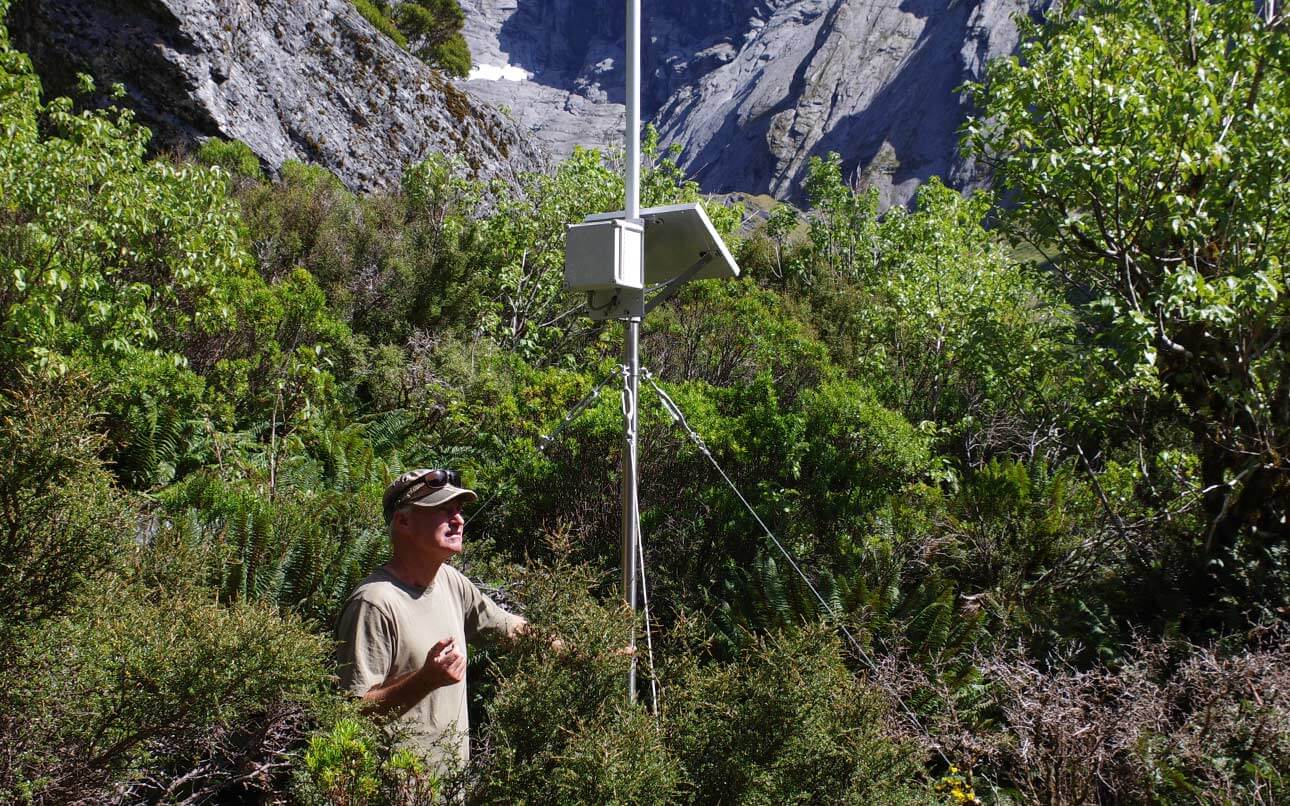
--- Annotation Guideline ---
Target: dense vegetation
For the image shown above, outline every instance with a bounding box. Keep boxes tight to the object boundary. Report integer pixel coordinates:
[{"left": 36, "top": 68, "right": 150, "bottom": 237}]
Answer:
[{"left": 1, "top": 0, "right": 1286, "bottom": 803}]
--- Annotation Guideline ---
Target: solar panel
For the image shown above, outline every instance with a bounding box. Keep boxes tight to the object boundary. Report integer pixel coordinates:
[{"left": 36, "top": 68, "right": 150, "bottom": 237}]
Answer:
[{"left": 581, "top": 203, "right": 740, "bottom": 285}]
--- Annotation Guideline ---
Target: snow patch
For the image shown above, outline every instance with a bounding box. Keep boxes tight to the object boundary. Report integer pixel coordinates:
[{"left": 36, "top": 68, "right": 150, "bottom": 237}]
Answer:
[{"left": 469, "top": 62, "right": 533, "bottom": 82}]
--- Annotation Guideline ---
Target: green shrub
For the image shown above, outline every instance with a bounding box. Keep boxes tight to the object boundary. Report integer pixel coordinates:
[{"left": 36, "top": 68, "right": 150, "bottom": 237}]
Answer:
[
  {"left": 196, "top": 137, "right": 265, "bottom": 180},
  {"left": 229, "top": 156, "right": 489, "bottom": 350},
  {"left": 353, "top": 0, "right": 408, "bottom": 49},
  {"left": 429, "top": 35, "right": 471, "bottom": 78},
  {"left": 666, "top": 625, "right": 931, "bottom": 804},
  {"left": 466, "top": 554, "right": 933, "bottom": 804},
  {"left": 644, "top": 278, "right": 834, "bottom": 397},
  {"left": 352, "top": 0, "right": 475, "bottom": 78},
  {"left": 0, "top": 575, "right": 341, "bottom": 803},
  {"left": 302, "top": 718, "right": 384, "bottom": 805},
  {"left": 796, "top": 378, "right": 931, "bottom": 548},
  {"left": 0, "top": 375, "right": 132, "bottom": 661},
  {"left": 202, "top": 264, "right": 357, "bottom": 427},
  {"left": 468, "top": 553, "right": 681, "bottom": 803},
  {"left": 394, "top": 0, "right": 471, "bottom": 76},
  {"left": 796, "top": 171, "right": 1077, "bottom": 465},
  {"left": 295, "top": 717, "right": 440, "bottom": 806}
]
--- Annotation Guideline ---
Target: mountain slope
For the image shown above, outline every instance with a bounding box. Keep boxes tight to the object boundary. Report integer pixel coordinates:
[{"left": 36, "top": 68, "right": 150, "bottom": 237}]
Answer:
[
  {"left": 9, "top": 0, "right": 544, "bottom": 190},
  {"left": 460, "top": 0, "right": 1049, "bottom": 206}
]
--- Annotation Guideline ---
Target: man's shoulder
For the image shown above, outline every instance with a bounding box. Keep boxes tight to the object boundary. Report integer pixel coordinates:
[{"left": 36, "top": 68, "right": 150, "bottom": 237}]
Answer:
[
  {"left": 346, "top": 568, "right": 407, "bottom": 610},
  {"left": 438, "top": 563, "right": 471, "bottom": 586},
  {"left": 433, "top": 563, "right": 471, "bottom": 595},
  {"left": 440, "top": 563, "right": 493, "bottom": 602}
]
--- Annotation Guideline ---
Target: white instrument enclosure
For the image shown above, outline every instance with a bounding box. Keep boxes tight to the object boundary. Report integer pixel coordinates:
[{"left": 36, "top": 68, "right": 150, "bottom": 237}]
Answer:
[{"left": 564, "top": 219, "right": 645, "bottom": 291}]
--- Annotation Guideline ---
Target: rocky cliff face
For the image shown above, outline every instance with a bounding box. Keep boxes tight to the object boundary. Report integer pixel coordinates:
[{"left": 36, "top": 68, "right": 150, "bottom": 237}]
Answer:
[
  {"left": 9, "top": 0, "right": 544, "bottom": 191},
  {"left": 460, "top": 0, "right": 1050, "bottom": 206},
  {"left": 9, "top": 0, "right": 1048, "bottom": 205}
]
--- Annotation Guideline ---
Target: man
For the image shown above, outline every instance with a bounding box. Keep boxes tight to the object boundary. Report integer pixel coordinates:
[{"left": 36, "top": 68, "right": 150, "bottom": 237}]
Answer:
[{"left": 336, "top": 468, "right": 528, "bottom": 771}]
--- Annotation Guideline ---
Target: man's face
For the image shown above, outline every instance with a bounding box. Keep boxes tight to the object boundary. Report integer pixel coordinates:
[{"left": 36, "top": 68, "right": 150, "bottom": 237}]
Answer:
[{"left": 398, "top": 498, "right": 466, "bottom": 562}]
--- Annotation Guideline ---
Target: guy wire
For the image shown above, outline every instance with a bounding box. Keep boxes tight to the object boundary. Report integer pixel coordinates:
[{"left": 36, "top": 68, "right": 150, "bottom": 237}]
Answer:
[{"left": 642, "top": 367, "right": 954, "bottom": 768}]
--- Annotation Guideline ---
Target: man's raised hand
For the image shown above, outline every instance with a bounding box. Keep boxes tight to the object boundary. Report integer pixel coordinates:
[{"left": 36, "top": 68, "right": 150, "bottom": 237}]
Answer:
[{"left": 423, "top": 637, "right": 466, "bottom": 687}]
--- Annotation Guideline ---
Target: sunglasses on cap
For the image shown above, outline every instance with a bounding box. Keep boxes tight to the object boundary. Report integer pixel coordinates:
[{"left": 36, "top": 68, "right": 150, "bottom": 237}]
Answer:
[{"left": 393, "top": 468, "right": 462, "bottom": 509}]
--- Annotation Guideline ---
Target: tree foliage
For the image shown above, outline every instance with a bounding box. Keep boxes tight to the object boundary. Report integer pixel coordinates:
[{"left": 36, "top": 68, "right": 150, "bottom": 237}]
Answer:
[
  {"left": 394, "top": 0, "right": 471, "bottom": 77},
  {"left": 964, "top": 0, "right": 1290, "bottom": 625},
  {"left": 0, "top": 72, "right": 249, "bottom": 376},
  {"left": 356, "top": 0, "right": 473, "bottom": 77}
]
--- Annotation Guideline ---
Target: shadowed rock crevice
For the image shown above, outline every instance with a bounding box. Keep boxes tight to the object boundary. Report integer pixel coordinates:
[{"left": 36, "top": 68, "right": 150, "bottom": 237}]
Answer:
[
  {"left": 806, "top": 0, "right": 981, "bottom": 207},
  {"left": 686, "top": 0, "right": 850, "bottom": 196}
]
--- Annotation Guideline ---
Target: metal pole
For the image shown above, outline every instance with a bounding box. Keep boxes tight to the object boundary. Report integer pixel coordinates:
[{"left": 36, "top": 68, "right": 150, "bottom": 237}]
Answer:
[
  {"left": 621, "top": 0, "right": 642, "bottom": 702},
  {"left": 626, "top": 0, "right": 640, "bottom": 223}
]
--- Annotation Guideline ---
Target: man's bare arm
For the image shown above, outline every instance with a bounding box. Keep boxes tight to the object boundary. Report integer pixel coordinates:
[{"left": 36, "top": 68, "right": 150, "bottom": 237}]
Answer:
[
  {"left": 507, "top": 616, "right": 571, "bottom": 652},
  {"left": 360, "top": 637, "right": 465, "bottom": 718},
  {"left": 506, "top": 618, "right": 639, "bottom": 657}
]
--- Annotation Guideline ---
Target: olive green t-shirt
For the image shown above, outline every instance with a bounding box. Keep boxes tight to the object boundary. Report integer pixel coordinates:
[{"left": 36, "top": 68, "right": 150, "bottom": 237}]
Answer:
[{"left": 336, "top": 564, "right": 522, "bottom": 769}]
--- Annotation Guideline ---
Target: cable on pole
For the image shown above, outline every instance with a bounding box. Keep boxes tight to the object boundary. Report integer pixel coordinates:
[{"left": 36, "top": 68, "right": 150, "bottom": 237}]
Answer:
[
  {"left": 619, "top": 353, "right": 641, "bottom": 702},
  {"left": 635, "top": 495, "right": 661, "bottom": 716},
  {"left": 617, "top": 358, "right": 658, "bottom": 715},
  {"left": 641, "top": 367, "right": 954, "bottom": 767}
]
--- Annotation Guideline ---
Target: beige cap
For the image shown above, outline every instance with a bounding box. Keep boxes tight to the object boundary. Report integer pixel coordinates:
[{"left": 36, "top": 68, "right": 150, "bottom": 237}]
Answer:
[{"left": 382, "top": 468, "right": 477, "bottom": 523}]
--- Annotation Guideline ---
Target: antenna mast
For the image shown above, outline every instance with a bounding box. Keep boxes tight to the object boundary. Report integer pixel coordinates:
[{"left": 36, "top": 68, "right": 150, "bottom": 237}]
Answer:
[{"left": 565, "top": 2, "right": 738, "bottom": 704}]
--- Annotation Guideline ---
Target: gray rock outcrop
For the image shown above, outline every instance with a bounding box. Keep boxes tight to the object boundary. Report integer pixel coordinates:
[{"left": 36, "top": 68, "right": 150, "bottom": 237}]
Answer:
[
  {"left": 8, "top": 0, "right": 1049, "bottom": 205},
  {"left": 9, "top": 0, "right": 544, "bottom": 191},
  {"left": 460, "top": 0, "right": 1049, "bottom": 206}
]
